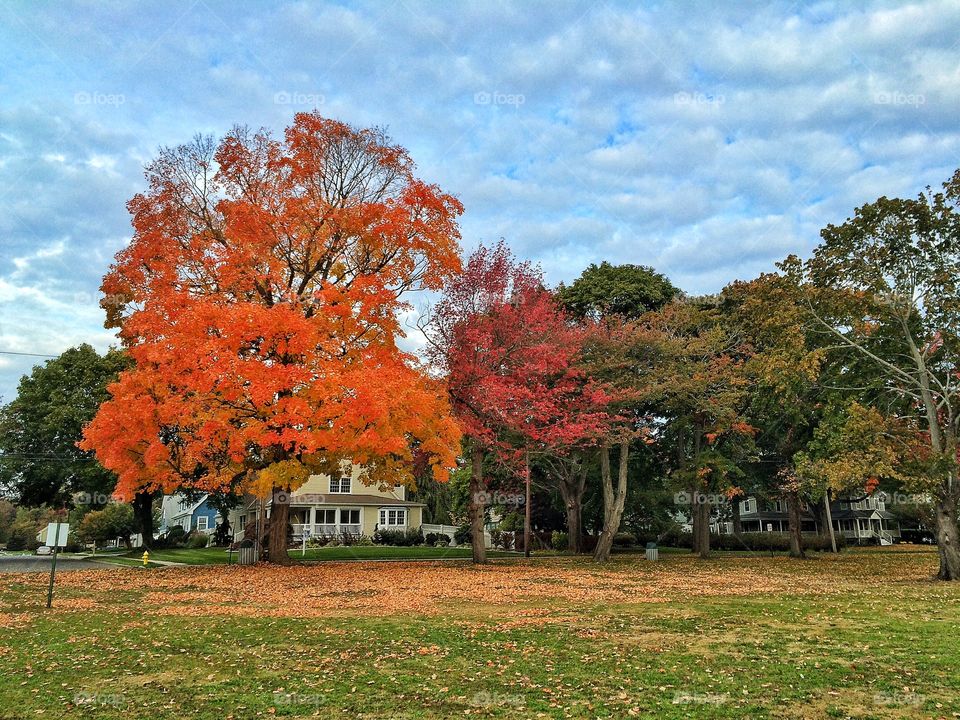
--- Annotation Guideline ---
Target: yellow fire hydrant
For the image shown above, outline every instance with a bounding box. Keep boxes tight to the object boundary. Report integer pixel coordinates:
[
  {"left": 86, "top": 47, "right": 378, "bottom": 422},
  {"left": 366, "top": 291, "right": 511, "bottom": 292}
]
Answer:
[{"left": 142, "top": 550, "right": 150, "bottom": 567}]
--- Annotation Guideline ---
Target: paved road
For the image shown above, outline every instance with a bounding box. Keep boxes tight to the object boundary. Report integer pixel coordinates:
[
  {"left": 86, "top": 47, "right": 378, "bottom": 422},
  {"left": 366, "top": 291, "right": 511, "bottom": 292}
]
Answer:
[{"left": 0, "top": 555, "right": 111, "bottom": 573}]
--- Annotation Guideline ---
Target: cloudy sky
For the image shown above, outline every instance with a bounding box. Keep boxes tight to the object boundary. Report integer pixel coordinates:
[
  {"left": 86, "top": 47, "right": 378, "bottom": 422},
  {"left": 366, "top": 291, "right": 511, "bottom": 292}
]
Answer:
[{"left": 1, "top": 0, "right": 959, "bottom": 402}]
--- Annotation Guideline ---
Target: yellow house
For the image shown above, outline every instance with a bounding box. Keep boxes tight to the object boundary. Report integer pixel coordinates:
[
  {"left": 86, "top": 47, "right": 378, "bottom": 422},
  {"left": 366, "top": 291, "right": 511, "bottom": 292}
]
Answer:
[{"left": 231, "top": 463, "right": 424, "bottom": 542}]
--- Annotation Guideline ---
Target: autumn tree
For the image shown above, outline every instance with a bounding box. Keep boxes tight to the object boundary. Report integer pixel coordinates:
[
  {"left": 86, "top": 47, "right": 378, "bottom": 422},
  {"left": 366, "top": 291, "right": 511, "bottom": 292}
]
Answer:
[
  {"left": 81, "top": 113, "right": 463, "bottom": 563},
  {"left": 637, "top": 299, "right": 754, "bottom": 559},
  {"left": 424, "top": 242, "right": 612, "bottom": 561},
  {"left": 793, "top": 170, "right": 960, "bottom": 580}
]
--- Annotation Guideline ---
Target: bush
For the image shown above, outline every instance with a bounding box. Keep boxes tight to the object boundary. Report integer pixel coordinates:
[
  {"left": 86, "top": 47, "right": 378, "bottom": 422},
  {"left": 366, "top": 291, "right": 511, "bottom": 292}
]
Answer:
[
  {"left": 187, "top": 532, "right": 209, "bottom": 549},
  {"left": 613, "top": 532, "right": 637, "bottom": 548},
  {"left": 638, "top": 528, "right": 848, "bottom": 552},
  {"left": 163, "top": 526, "right": 188, "bottom": 547},
  {"left": 454, "top": 524, "right": 472, "bottom": 545},
  {"left": 434, "top": 538, "right": 450, "bottom": 547},
  {"left": 374, "top": 527, "right": 424, "bottom": 546},
  {"left": 424, "top": 532, "right": 440, "bottom": 546},
  {"left": 499, "top": 512, "right": 523, "bottom": 533},
  {"left": 551, "top": 530, "right": 569, "bottom": 552}
]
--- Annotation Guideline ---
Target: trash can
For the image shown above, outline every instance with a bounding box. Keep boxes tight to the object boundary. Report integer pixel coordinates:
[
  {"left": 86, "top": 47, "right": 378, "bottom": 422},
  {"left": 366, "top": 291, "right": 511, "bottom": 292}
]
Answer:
[{"left": 645, "top": 541, "right": 658, "bottom": 561}]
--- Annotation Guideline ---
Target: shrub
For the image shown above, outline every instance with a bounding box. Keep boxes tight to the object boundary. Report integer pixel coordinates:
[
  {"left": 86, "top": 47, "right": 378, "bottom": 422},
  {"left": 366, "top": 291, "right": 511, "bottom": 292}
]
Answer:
[
  {"left": 424, "top": 532, "right": 440, "bottom": 546},
  {"left": 374, "top": 527, "right": 424, "bottom": 546},
  {"left": 499, "top": 512, "right": 523, "bottom": 533},
  {"left": 164, "top": 526, "right": 188, "bottom": 547},
  {"left": 434, "top": 537, "right": 450, "bottom": 547},
  {"left": 454, "top": 524, "right": 473, "bottom": 545},
  {"left": 187, "top": 532, "right": 209, "bottom": 549},
  {"left": 551, "top": 530, "right": 569, "bottom": 551},
  {"left": 355, "top": 534, "right": 374, "bottom": 547},
  {"left": 613, "top": 532, "right": 637, "bottom": 547}
]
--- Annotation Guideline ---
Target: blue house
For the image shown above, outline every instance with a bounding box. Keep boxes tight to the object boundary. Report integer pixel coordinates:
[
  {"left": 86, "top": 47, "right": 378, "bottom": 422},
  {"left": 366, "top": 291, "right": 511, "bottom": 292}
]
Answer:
[{"left": 160, "top": 493, "right": 220, "bottom": 535}]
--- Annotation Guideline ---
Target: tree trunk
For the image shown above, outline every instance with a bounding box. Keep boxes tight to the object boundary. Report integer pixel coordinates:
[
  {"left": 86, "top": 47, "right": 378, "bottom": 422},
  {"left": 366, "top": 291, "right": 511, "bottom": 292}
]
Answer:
[
  {"left": 933, "top": 488, "right": 960, "bottom": 580},
  {"left": 266, "top": 488, "right": 291, "bottom": 565},
  {"left": 786, "top": 490, "right": 805, "bottom": 559},
  {"left": 731, "top": 496, "right": 742, "bottom": 536},
  {"left": 593, "top": 441, "right": 629, "bottom": 562},
  {"left": 469, "top": 445, "right": 487, "bottom": 564},
  {"left": 558, "top": 459, "right": 587, "bottom": 553},
  {"left": 132, "top": 491, "right": 154, "bottom": 549},
  {"left": 692, "top": 491, "right": 711, "bottom": 558},
  {"left": 823, "top": 490, "right": 838, "bottom": 553}
]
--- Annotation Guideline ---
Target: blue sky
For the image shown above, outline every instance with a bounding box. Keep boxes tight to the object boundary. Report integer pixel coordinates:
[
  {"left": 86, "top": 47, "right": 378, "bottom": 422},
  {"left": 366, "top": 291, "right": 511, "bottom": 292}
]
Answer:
[{"left": 1, "top": 0, "right": 959, "bottom": 402}]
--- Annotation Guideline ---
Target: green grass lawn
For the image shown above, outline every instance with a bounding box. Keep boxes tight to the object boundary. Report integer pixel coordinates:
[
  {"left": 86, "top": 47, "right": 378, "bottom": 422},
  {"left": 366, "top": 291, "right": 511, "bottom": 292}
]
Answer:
[{"left": 0, "top": 549, "right": 957, "bottom": 719}]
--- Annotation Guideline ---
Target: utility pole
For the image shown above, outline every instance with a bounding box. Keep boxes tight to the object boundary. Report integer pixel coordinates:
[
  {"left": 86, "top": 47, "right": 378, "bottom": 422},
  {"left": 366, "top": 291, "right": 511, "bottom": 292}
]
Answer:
[{"left": 524, "top": 451, "right": 532, "bottom": 558}]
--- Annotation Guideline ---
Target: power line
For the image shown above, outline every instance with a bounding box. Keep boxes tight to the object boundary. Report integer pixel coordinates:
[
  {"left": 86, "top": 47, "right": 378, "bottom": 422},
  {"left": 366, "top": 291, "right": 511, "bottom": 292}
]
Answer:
[{"left": 0, "top": 350, "right": 60, "bottom": 358}]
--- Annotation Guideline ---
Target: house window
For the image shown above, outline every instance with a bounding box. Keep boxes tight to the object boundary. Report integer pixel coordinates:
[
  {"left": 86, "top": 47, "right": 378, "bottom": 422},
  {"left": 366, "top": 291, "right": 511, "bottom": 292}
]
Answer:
[
  {"left": 239, "top": 515, "right": 247, "bottom": 528},
  {"left": 329, "top": 473, "right": 352, "bottom": 493},
  {"left": 340, "top": 509, "right": 360, "bottom": 525},
  {"left": 197, "top": 516, "right": 209, "bottom": 531},
  {"left": 317, "top": 509, "right": 337, "bottom": 524},
  {"left": 379, "top": 508, "right": 407, "bottom": 527}
]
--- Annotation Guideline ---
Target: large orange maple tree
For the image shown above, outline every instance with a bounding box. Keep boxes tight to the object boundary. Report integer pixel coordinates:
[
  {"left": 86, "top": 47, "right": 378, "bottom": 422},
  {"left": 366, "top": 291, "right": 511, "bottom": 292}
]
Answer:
[{"left": 80, "top": 113, "right": 463, "bottom": 561}]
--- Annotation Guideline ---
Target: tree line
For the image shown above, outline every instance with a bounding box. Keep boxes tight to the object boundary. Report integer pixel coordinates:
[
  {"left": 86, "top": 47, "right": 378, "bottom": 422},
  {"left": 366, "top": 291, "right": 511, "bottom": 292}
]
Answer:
[{"left": 1, "top": 113, "right": 957, "bottom": 580}]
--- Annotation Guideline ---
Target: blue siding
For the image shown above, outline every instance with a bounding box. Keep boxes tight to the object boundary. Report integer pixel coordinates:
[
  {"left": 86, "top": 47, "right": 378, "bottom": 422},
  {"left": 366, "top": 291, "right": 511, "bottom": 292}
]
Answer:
[{"left": 191, "top": 498, "right": 219, "bottom": 531}]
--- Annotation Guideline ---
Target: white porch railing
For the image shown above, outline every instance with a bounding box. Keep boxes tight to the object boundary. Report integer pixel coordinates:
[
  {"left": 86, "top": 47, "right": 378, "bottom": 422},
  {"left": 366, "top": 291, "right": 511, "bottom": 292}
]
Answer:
[{"left": 291, "top": 523, "right": 362, "bottom": 538}]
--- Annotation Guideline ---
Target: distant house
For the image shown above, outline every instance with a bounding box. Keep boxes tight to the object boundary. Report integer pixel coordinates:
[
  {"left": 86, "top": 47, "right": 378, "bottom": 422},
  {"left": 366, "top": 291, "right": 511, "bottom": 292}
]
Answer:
[
  {"left": 737, "top": 494, "right": 901, "bottom": 545},
  {"left": 229, "top": 462, "right": 425, "bottom": 543},
  {"left": 160, "top": 494, "right": 220, "bottom": 536}
]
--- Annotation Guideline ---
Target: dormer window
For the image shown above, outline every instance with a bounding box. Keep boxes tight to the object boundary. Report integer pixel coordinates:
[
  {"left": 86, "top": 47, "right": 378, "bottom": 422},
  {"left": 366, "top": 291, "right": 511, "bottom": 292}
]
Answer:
[{"left": 329, "top": 473, "right": 352, "bottom": 493}]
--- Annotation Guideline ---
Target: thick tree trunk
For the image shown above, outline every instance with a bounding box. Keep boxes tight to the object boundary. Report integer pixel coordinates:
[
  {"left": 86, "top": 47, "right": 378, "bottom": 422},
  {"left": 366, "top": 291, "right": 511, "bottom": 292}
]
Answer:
[
  {"left": 558, "top": 459, "right": 587, "bottom": 553},
  {"left": 786, "top": 490, "right": 805, "bottom": 559},
  {"left": 933, "top": 488, "right": 960, "bottom": 581},
  {"left": 132, "top": 491, "right": 154, "bottom": 549},
  {"left": 692, "top": 491, "right": 711, "bottom": 558},
  {"left": 594, "top": 441, "right": 629, "bottom": 562},
  {"left": 469, "top": 445, "right": 487, "bottom": 564},
  {"left": 266, "top": 488, "right": 291, "bottom": 565}
]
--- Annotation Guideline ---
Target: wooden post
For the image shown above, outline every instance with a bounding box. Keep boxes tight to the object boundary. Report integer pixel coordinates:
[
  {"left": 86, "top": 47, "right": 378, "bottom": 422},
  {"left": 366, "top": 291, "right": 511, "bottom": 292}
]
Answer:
[{"left": 524, "top": 451, "right": 532, "bottom": 558}]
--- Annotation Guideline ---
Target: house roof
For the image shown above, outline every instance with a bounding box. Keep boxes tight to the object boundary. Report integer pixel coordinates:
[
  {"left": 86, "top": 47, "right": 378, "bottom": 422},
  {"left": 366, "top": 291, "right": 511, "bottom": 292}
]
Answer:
[{"left": 286, "top": 493, "right": 426, "bottom": 508}]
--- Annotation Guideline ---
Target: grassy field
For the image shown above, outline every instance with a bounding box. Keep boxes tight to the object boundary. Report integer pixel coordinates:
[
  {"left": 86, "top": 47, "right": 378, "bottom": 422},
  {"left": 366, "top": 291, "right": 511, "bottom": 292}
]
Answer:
[
  {"left": 108, "top": 545, "right": 522, "bottom": 566},
  {"left": 0, "top": 547, "right": 957, "bottom": 719}
]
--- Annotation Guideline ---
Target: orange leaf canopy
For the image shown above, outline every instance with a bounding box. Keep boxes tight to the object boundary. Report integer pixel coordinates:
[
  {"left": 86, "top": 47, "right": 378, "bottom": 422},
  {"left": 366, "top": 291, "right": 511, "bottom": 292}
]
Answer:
[{"left": 81, "top": 113, "right": 463, "bottom": 499}]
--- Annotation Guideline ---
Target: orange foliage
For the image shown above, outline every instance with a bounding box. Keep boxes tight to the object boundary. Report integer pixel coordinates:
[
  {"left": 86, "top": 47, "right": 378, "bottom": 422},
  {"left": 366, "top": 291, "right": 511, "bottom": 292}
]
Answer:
[{"left": 80, "top": 113, "right": 463, "bottom": 499}]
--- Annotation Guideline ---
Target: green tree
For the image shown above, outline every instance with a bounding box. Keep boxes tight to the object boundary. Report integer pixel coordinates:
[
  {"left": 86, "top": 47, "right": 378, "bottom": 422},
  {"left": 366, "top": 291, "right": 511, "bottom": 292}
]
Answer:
[
  {"left": 0, "top": 345, "right": 129, "bottom": 507},
  {"left": 76, "top": 503, "right": 137, "bottom": 549},
  {"left": 557, "top": 261, "right": 677, "bottom": 321},
  {"left": 795, "top": 170, "right": 960, "bottom": 580}
]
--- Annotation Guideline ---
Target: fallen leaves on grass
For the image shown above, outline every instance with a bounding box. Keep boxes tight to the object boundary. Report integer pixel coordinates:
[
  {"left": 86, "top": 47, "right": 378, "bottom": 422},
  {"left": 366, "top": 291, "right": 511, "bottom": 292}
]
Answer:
[{"left": 0, "top": 550, "right": 941, "bottom": 622}]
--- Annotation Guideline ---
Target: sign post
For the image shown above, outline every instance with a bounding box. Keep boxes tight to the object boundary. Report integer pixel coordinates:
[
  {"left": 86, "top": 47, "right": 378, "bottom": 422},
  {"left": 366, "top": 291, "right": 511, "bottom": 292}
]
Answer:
[
  {"left": 302, "top": 526, "right": 311, "bottom": 557},
  {"left": 44, "top": 522, "right": 69, "bottom": 609}
]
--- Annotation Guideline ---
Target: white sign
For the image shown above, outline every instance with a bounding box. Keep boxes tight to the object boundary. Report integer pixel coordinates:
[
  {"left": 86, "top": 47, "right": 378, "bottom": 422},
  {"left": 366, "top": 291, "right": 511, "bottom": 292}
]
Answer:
[
  {"left": 44, "top": 523, "right": 70, "bottom": 547},
  {"left": 766, "top": 523, "right": 773, "bottom": 533}
]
